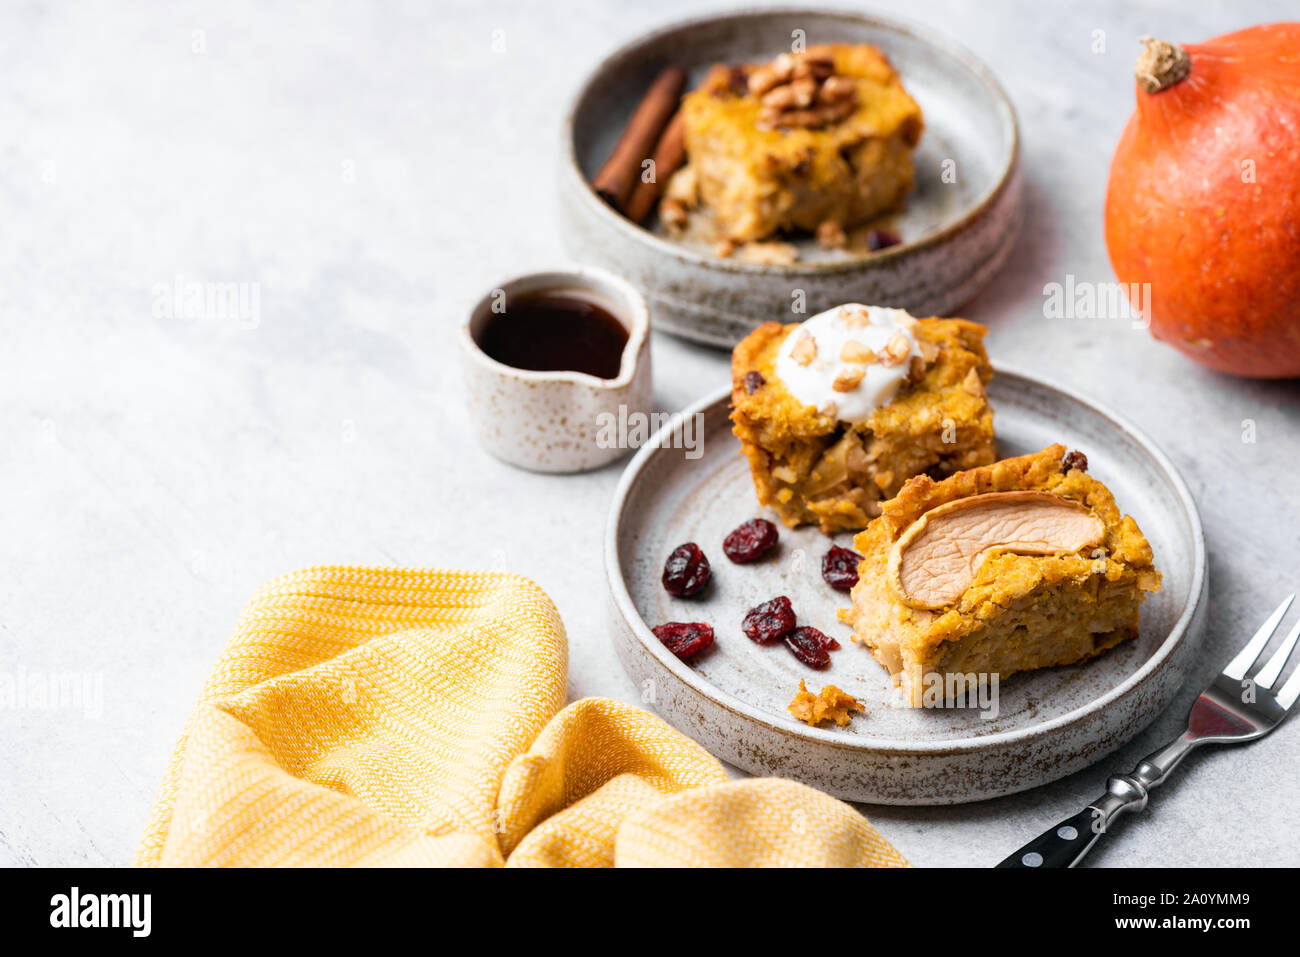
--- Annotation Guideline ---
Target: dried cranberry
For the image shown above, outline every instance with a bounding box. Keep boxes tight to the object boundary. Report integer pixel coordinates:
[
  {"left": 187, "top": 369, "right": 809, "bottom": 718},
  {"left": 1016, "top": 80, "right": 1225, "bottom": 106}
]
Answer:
[
  {"left": 1062, "top": 450, "right": 1089, "bottom": 473},
  {"left": 821, "top": 545, "right": 865, "bottom": 592},
  {"left": 662, "top": 543, "right": 711, "bottom": 597},
  {"left": 799, "top": 625, "right": 840, "bottom": 651},
  {"left": 723, "top": 518, "right": 779, "bottom": 563},
  {"left": 866, "top": 228, "right": 902, "bottom": 251},
  {"left": 743, "top": 371, "right": 766, "bottom": 394},
  {"left": 652, "top": 622, "right": 714, "bottom": 662},
  {"left": 785, "top": 626, "right": 832, "bottom": 669},
  {"left": 742, "top": 596, "right": 796, "bottom": 644}
]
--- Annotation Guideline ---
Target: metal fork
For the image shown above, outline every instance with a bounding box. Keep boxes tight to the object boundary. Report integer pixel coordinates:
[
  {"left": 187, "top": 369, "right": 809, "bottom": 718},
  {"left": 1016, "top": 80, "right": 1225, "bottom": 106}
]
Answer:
[{"left": 997, "top": 595, "right": 1300, "bottom": 868}]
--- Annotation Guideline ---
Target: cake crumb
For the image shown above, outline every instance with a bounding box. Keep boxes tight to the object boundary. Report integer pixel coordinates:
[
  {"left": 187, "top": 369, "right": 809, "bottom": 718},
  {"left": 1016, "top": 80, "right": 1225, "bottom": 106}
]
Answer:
[
  {"left": 739, "top": 241, "right": 799, "bottom": 265},
  {"left": 816, "top": 220, "right": 847, "bottom": 248},
  {"left": 788, "top": 680, "right": 865, "bottom": 727}
]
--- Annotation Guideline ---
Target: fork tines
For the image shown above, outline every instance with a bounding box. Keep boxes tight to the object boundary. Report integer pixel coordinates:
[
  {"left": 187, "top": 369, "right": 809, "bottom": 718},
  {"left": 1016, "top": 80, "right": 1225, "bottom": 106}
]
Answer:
[{"left": 1225, "top": 594, "right": 1300, "bottom": 709}]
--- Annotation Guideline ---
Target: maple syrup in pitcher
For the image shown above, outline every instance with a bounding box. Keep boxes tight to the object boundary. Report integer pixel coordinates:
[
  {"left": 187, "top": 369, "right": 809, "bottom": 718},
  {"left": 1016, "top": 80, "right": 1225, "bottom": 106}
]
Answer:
[{"left": 478, "top": 288, "right": 629, "bottom": 380}]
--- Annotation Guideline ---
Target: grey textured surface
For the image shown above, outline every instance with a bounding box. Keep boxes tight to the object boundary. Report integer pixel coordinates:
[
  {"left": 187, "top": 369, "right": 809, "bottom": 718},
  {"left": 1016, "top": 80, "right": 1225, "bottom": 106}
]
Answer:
[{"left": 1, "top": 0, "right": 1297, "bottom": 867}]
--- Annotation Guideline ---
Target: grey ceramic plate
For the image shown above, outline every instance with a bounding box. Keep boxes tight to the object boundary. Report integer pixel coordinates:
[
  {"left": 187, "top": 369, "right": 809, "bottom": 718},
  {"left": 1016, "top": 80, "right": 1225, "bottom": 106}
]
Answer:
[
  {"left": 606, "top": 371, "right": 1207, "bottom": 804},
  {"left": 561, "top": 8, "right": 1022, "bottom": 348}
]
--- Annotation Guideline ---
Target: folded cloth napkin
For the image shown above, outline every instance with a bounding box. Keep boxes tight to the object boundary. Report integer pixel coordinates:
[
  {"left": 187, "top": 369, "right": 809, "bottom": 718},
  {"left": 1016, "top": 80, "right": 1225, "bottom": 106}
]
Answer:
[{"left": 136, "top": 566, "right": 906, "bottom": 867}]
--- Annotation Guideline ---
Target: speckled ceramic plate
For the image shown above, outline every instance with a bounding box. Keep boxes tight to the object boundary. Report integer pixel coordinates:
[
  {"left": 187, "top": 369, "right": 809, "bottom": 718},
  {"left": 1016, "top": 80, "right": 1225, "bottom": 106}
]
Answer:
[
  {"left": 560, "top": 8, "right": 1021, "bottom": 347},
  {"left": 606, "top": 370, "right": 1207, "bottom": 804}
]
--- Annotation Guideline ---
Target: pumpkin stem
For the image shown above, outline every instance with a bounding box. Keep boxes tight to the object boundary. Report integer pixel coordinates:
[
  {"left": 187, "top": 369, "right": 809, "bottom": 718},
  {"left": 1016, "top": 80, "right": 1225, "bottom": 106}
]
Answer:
[{"left": 1135, "top": 35, "right": 1190, "bottom": 93}]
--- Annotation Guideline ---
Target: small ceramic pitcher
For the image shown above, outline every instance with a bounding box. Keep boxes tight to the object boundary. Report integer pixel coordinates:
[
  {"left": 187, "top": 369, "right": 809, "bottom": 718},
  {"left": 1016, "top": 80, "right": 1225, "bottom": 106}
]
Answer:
[{"left": 460, "top": 266, "right": 653, "bottom": 473}]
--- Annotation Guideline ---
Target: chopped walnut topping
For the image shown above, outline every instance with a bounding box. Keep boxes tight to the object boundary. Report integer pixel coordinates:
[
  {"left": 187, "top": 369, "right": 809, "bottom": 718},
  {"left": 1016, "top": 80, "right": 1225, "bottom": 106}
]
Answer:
[
  {"left": 752, "top": 50, "right": 857, "bottom": 130},
  {"left": 877, "top": 332, "right": 911, "bottom": 367},
  {"left": 791, "top": 333, "right": 817, "bottom": 366},
  {"left": 760, "top": 102, "right": 855, "bottom": 131},
  {"left": 747, "top": 55, "right": 787, "bottom": 96},
  {"left": 762, "top": 76, "right": 818, "bottom": 111},
  {"left": 961, "top": 367, "right": 985, "bottom": 396},
  {"left": 819, "top": 75, "right": 856, "bottom": 102},
  {"left": 874, "top": 470, "right": 895, "bottom": 491},
  {"left": 818, "top": 400, "right": 838, "bottom": 419},
  {"left": 918, "top": 339, "right": 941, "bottom": 363},
  {"left": 832, "top": 366, "right": 866, "bottom": 392},
  {"left": 907, "top": 355, "right": 926, "bottom": 383},
  {"left": 748, "top": 51, "right": 833, "bottom": 96},
  {"left": 788, "top": 680, "right": 864, "bottom": 728},
  {"left": 839, "top": 340, "right": 875, "bottom": 364},
  {"left": 840, "top": 306, "right": 873, "bottom": 328},
  {"left": 816, "top": 220, "right": 847, "bottom": 249}
]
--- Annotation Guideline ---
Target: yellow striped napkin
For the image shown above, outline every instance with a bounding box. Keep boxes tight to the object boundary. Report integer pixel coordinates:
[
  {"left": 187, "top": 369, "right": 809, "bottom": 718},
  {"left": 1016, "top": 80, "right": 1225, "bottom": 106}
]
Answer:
[{"left": 136, "top": 566, "right": 906, "bottom": 867}]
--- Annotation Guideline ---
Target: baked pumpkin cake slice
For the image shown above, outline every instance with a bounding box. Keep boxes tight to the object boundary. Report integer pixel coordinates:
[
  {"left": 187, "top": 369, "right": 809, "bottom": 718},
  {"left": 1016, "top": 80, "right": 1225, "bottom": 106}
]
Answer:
[
  {"left": 679, "top": 44, "right": 923, "bottom": 243},
  {"left": 731, "top": 303, "right": 997, "bottom": 534},
  {"left": 840, "top": 444, "right": 1161, "bottom": 706}
]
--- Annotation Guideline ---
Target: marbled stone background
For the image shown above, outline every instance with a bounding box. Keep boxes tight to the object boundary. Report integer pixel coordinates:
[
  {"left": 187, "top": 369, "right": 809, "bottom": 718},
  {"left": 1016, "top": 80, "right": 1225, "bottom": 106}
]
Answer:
[{"left": 2, "top": 0, "right": 1297, "bottom": 866}]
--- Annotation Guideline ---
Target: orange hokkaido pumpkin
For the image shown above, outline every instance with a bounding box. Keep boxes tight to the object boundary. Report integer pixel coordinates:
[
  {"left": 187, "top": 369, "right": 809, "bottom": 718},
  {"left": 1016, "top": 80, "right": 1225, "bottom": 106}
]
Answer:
[{"left": 1105, "top": 25, "right": 1300, "bottom": 378}]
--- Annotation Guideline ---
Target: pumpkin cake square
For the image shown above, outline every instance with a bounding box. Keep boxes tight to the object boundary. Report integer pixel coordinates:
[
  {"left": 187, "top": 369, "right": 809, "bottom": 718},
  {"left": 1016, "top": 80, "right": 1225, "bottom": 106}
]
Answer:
[
  {"left": 679, "top": 43, "right": 923, "bottom": 243},
  {"left": 841, "top": 445, "right": 1162, "bottom": 706},
  {"left": 730, "top": 303, "right": 997, "bottom": 534}
]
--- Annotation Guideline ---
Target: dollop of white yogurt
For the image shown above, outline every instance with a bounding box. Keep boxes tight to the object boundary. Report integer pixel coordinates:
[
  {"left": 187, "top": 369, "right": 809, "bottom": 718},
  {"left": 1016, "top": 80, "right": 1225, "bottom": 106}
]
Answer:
[{"left": 774, "top": 304, "right": 921, "bottom": 424}]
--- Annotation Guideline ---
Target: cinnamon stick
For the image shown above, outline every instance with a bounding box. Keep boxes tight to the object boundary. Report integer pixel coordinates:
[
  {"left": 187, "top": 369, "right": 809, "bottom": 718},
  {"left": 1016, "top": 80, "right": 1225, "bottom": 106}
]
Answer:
[
  {"left": 592, "top": 65, "right": 686, "bottom": 210},
  {"left": 622, "top": 110, "right": 686, "bottom": 224}
]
